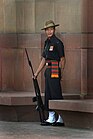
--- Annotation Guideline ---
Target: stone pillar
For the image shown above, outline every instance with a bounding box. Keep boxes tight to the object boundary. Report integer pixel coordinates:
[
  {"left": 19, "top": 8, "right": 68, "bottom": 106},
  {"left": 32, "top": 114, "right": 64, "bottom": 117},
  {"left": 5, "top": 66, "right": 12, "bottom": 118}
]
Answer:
[{"left": 80, "top": 49, "right": 87, "bottom": 98}]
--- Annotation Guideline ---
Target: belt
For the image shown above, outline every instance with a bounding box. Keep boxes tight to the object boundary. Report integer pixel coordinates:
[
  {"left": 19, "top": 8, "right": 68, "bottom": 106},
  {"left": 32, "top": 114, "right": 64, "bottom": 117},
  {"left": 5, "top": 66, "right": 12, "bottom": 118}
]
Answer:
[
  {"left": 46, "top": 60, "right": 59, "bottom": 78},
  {"left": 46, "top": 60, "right": 59, "bottom": 66},
  {"left": 46, "top": 62, "right": 51, "bottom": 66}
]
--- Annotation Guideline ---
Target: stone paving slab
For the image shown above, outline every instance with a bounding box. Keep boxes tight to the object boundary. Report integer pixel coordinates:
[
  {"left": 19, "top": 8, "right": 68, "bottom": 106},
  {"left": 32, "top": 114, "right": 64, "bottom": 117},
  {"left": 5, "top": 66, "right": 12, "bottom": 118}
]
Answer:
[{"left": 0, "top": 121, "right": 93, "bottom": 139}]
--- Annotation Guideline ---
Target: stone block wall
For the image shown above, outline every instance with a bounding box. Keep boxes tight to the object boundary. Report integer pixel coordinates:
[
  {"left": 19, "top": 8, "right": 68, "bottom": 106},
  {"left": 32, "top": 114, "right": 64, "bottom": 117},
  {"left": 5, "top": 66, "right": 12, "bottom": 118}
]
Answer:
[
  {"left": 0, "top": 0, "right": 93, "bottom": 98},
  {"left": 0, "top": 0, "right": 87, "bottom": 33},
  {"left": 0, "top": 34, "right": 41, "bottom": 92}
]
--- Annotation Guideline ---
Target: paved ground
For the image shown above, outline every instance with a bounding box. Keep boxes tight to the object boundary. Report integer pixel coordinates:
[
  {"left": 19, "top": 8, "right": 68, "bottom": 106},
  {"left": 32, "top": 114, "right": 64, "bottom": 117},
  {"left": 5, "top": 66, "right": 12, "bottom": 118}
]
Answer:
[{"left": 0, "top": 121, "right": 93, "bottom": 139}]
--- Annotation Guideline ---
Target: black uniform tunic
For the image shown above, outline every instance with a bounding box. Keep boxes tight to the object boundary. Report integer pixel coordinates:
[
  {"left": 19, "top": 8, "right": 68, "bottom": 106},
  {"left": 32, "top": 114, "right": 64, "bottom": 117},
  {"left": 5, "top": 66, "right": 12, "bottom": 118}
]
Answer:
[{"left": 42, "top": 34, "right": 65, "bottom": 110}]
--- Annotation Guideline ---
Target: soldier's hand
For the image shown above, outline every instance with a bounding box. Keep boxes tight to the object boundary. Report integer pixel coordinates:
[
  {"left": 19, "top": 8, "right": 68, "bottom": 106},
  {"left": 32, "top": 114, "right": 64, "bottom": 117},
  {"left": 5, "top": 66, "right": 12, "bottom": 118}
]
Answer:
[{"left": 32, "top": 73, "right": 37, "bottom": 79}]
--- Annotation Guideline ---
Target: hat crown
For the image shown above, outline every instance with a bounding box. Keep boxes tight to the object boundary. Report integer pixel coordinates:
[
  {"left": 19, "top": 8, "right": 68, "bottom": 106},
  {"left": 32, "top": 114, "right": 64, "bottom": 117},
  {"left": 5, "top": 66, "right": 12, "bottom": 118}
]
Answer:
[
  {"left": 44, "top": 20, "right": 55, "bottom": 29},
  {"left": 41, "top": 20, "right": 59, "bottom": 30},
  {"left": 45, "top": 20, "right": 55, "bottom": 26}
]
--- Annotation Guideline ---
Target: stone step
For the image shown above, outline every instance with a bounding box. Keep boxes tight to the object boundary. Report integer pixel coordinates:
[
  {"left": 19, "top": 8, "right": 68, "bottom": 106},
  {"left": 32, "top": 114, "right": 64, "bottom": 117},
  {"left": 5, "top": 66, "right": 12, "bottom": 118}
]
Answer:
[
  {"left": 0, "top": 91, "right": 45, "bottom": 105},
  {"left": 49, "top": 99, "right": 93, "bottom": 113},
  {"left": 0, "top": 91, "right": 80, "bottom": 105}
]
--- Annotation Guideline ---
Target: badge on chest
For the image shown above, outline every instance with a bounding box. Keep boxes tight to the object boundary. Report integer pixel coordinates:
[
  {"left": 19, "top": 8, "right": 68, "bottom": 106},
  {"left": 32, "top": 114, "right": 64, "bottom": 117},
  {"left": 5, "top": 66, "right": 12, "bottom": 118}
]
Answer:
[{"left": 49, "top": 46, "right": 54, "bottom": 51}]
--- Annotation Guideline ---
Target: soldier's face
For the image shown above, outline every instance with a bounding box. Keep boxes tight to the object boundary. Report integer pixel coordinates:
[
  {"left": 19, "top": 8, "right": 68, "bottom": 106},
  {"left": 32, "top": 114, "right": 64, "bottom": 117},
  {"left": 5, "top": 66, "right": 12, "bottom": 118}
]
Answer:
[{"left": 45, "top": 27, "right": 55, "bottom": 38}]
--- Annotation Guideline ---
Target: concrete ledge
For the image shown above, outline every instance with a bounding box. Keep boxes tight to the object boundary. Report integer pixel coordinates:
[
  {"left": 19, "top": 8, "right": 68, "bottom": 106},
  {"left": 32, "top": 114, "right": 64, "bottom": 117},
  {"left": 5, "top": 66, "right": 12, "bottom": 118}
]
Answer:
[
  {"left": 0, "top": 91, "right": 44, "bottom": 106},
  {"left": 0, "top": 92, "right": 80, "bottom": 106},
  {"left": 0, "top": 92, "right": 37, "bottom": 105},
  {"left": 49, "top": 99, "right": 93, "bottom": 113}
]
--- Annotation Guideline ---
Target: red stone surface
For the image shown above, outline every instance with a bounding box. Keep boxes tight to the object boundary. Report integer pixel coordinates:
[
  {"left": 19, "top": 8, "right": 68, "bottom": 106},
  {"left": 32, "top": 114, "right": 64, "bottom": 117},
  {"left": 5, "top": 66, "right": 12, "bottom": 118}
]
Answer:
[{"left": 0, "top": 33, "right": 93, "bottom": 98}]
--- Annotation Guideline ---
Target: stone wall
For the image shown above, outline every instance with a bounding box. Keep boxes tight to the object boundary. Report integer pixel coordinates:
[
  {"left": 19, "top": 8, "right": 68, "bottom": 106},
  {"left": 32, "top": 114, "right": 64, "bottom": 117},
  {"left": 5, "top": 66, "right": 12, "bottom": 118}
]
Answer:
[
  {"left": 0, "top": 0, "right": 93, "bottom": 98},
  {"left": 0, "top": 0, "right": 86, "bottom": 33}
]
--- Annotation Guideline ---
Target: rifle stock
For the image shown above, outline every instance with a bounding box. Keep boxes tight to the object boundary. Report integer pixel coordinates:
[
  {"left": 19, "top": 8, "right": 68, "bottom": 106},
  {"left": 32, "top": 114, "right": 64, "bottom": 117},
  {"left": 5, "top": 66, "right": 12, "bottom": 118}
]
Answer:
[{"left": 25, "top": 48, "right": 45, "bottom": 123}]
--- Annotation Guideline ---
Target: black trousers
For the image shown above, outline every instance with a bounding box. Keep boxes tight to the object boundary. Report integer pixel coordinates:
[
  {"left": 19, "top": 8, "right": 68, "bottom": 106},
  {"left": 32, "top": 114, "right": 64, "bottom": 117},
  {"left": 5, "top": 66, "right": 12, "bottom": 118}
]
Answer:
[{"left": 44, "top": 68, "right": 63, "bottom": 110}]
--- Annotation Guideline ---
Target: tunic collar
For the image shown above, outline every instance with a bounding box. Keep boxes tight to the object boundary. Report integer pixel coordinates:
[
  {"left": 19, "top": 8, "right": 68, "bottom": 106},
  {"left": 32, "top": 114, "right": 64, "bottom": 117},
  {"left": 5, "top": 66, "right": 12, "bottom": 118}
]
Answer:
[{"left": 46, "top": 34, "right": 56, "bottom": 42}]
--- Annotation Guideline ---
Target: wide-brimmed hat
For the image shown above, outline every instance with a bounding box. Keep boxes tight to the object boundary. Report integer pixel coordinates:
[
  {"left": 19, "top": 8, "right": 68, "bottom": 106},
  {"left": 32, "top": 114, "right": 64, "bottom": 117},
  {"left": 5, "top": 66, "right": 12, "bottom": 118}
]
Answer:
[{"left": 41, "top": 20, "right": 59, "bottom": 30}]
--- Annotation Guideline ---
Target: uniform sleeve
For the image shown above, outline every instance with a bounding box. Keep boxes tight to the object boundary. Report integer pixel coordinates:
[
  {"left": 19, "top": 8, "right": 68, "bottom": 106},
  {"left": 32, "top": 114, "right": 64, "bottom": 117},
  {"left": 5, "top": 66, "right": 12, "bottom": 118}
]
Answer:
[
  {"left": 57, "top": 41, "right": 65, "bottom": 58},
  {"left": 42, "top": 43, "right": 46, "bottom": 58},
  {"left": 42, "top": 50, "right": 46, "bottom": 58}
]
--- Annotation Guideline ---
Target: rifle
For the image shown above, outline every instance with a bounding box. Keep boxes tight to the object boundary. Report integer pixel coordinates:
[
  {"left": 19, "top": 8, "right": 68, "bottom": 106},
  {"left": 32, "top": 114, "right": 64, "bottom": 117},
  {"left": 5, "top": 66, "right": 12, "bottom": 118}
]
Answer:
[{"left": 25, "top": 48, "right": 45, "bottom": 124}]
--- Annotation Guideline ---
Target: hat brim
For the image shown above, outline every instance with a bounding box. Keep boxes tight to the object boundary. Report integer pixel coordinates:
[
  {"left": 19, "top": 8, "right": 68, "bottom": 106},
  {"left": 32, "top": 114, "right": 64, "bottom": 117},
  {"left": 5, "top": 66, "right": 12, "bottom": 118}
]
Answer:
[{"left": 41, "top": 24, "right": 59, "bottom": 30}]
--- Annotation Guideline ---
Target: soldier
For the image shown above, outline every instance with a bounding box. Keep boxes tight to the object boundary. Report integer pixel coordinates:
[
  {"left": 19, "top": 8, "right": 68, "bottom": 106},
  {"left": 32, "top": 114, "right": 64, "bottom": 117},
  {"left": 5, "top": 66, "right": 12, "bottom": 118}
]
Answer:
[{"left": 34, "top": 20, "right": 66, "bottom": 126}]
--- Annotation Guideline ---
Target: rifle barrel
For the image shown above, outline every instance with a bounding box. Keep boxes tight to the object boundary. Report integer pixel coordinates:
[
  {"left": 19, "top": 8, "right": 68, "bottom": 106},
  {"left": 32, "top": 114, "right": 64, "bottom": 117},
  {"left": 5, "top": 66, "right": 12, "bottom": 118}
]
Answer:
[{"left": 25, "top": 48, "right": 34, "bottom": 76}]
